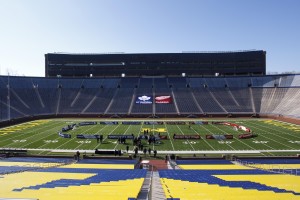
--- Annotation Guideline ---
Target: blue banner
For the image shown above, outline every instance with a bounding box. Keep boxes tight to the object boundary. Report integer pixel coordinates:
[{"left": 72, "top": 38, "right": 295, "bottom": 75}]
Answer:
[{"left": 135, "top": 95, "right": 152, "bottom": 104}]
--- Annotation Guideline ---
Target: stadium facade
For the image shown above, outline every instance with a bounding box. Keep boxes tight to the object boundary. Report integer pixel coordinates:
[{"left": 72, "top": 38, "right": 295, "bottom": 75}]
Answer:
[{"left": 45, "top": 50, "right": 266, "bottom": 77}]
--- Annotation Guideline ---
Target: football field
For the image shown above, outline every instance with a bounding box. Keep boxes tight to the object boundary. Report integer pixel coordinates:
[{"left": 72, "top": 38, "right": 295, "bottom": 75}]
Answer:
[{"left": 1, "top": 119, "right": 300, "bottom": 156}]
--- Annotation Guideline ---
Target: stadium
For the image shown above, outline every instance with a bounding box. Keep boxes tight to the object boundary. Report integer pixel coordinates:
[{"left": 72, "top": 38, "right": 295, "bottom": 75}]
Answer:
[{"left": 1, "top": 51, "right": 300, "bottom": 200}]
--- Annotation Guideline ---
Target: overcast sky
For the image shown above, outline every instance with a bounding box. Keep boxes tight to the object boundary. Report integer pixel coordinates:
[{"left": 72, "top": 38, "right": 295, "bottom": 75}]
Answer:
[{"left": 0, "top": 0, "right": 299, "bottom": 76}]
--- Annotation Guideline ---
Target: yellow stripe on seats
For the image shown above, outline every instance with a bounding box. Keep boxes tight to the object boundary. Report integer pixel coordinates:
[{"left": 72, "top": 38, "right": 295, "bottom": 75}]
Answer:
[
  {"left": 59, "top": 163, "right": 134, "bottom": 169},
  {"left": 160, "top": 178, "right": 300, "bottom": 200},
  {"left": 251, "top": 164, "right": 300, "bottom": 169},
  {"left": 0, "top": 162, "right": 62, "bottom": 168},
  {"left": 0, "top": 172, "right": 95, "bottom": 194},
  {"left": 0, "top": 174, "right": 143, "bottom": 200},
  {"left": 215, "top": 174, "right": 300, "bottom": 193},
  {"left": 178, "top": 164, "right": 252, "bottom": 170}
]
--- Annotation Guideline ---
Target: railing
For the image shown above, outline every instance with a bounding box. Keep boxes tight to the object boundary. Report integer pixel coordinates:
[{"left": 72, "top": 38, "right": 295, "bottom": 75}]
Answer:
[
  {"left": 233, "top": 158, "right": 299, "bottom": 176},
  {"left": 148, "top": 170, "right": 153, "bottom": 200},
  {"left": 0, "top": 159, "right": 75, "bottom": 175}
]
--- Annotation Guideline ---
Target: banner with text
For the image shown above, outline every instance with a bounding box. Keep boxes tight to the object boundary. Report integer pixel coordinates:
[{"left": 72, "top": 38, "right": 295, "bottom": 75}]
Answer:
[
  {"left": 135, "top": 95, "right": 153, "bottom": 104},
  {"left": 155, "top": 96, "right": 172, "bottom": 104}
]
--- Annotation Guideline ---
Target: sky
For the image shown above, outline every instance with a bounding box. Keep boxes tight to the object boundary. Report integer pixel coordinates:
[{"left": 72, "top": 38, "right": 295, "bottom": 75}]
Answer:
[{"left": 0, "top": 0, "right": 300, "bottom": 77}]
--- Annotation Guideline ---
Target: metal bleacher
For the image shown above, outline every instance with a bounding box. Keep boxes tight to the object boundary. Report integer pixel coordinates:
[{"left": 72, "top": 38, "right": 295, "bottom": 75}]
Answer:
[{"left": 0, "top": 74, "right": 300, "bottom": 121}]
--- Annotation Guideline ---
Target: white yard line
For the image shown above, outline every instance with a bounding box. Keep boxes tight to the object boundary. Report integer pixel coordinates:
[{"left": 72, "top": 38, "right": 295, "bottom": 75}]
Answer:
[
  {"left": 273, "top": 119, "right": 300, "bottom": 127},
  {"left": 210, "top": 124, "right": 237, "bottom": 151},
  {"left": 0, "top": 120, "right": 48, "bottom": 130},
  {"left": 74, "top": 124, "right": 109, "bottom": 150},
  {"left": 101, "top": 123, "right": 122, "bottom": 142},
  {"left": 164, "top": 123, "right": 175, "bottom": 151},
  {"left": 200, "top": 124, "right": 235, "bottom": 150},
  {"left": 38, "top": 123, "right": 104, "bottom": 155},
  {"left": 92, "top": 125, "right": 116, "bottom": 149},
  {"left": 113, "top": 125, "right": 132, "bottom": 150},
  {"left": 3, "top": 121, "right": 63, "bottom": 148},
  {"left": 221, "top": 125, "right": 275, "bottom": 156},
  {"left": 176, "top": 125, "right": 195, "bottom": 150},
  {"left": 152, "top": 123, "right": 155, "bottom": 150},
  {"left": 250, "top": 121, "right": 300, "bottom": 140},
  {"left": 0, "top": 120, "right": 60, "bottom": 143},
  {"left": 93, "top": 123, "right": 123, "bottom": 150},
  {"left": 190, "top": 126, "right": 216, "bottom": 150},
  {"left": 245, "top": 122, "right": 297, "bottom": 150},
  {"left": 215, "top": 125, "right": 261, "bottom": 150},
  {"left": 49, "top": 125, "right": 99, "bottom": 153},
  {"left": 136, "top": 121, "right": 144, "bottom": 138}
]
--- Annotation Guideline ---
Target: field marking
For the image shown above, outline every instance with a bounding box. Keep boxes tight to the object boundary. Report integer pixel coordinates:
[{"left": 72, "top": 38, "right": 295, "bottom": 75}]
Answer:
[
  {"left": 49, "top": 125, "right": 99, "bottom": 152},
  {"left": 113, "top": 125, "right": 132, "bottom": 150},
  {"left": 245, "top": 121, "right": 297, "bottom": 150},
  {"left": 135, "top": 121, "right": 152, "bottom": 150},
  {"left": 221, "top": 125, "right": 275, "bottom": 155},
  {"left": 247, "top": 121, "right": 300, "bottom": 146},
  {"left": 0, "top": 120, "right": 49, "bottom": 132},
  {"left": 0, "top": 120, "right": 59, "bottom": 144},
  {"left": 136, "top": 121, "right": 156, "bottom": 152},
  {"left": 88, "top": 123, "right": 122, "bottom": 150},
  {"left": 176, "top": 125, "right": 195, "bottom": 150},
  {"left": 164, "top": 123, "right": 175, "bottom": 151},
  {"left": 272, "top": 119, "right": 300, "bottom": 127},
  {"left": 61, "top": 124, "right": 99, "bottom": 149},
  {"left": 152, "top": 123, "right": 155, "bottom": 150},
  {"left": 200, "top": 124, "right": 235, "bottom": 150},
  {"left": 197, "top": 124, "right": 222, "bottom": 149},
  {"left": 2, "top": 121, "right": 63, "bottom": 148},
  {"left": 74, "top": 124, "right": 109, "bottom": 150},
  {"left": 212, "top": 124, "right": 248, "bottom": 150},
  {"left": 253, "top": 121, "right": 300, "bottom": 140},
  {"left": 19, "top": 122, "right": 67, "bottom": 149},
  {"left": 2, "top": 119, "right": 300, "bottom": 153},
  {"left": 190, "top": 126, "right": 216, "bottom": 150},
  {"left": 99, "top": 124, "right": 121, "bottom": 145},
  {"left": 92, "top": 124, "right": 115, "bottom": 149}
]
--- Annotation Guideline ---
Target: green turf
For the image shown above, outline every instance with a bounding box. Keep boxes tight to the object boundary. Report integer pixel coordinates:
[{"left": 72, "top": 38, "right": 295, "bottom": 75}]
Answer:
[{"left": 0, "top": 119, "right": 300, "bottom": 156}]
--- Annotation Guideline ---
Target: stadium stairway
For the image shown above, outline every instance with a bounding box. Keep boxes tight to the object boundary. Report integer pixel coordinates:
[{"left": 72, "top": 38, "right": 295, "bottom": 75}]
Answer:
[
  {"left": 150, "top": 171, "right": 166, "bottom": 200},
  {"left": 136, "top": 171, "right": 152, "bottom": 200}
]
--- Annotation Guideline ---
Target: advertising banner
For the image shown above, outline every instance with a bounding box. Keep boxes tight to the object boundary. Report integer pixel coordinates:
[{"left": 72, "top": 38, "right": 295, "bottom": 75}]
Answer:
[
  {"left": 173, "top": 135, "right": 201, "bottom": 139},
  {"left": 108, "top": 135, "right": 134, "bottom": 139},
  {"left": 76, "top": 134, "right": 100, "bottom": 139},
  {"left": 78, "top": 122, "right": 97, "bottom": 126},
  {"left": 166, "top": 121, "right": 186, "bottom": 125},
  {"left": 99, "top": 122, "right": 118, "bottom": 125},
  {"left": 122, "top": 121, "right": 141, "bottom": 125},
  {"left": 135, "top": 95, "right": 152, "bottom": 104},
  {"left": 206, "top": 134, "right": 233, "bottom": 139},
  {"left": 155, "top": 96, "right": 172, "bottom": 104},
  {"left": 144, "top": 121, "right": 164, "bottom": 125}
]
